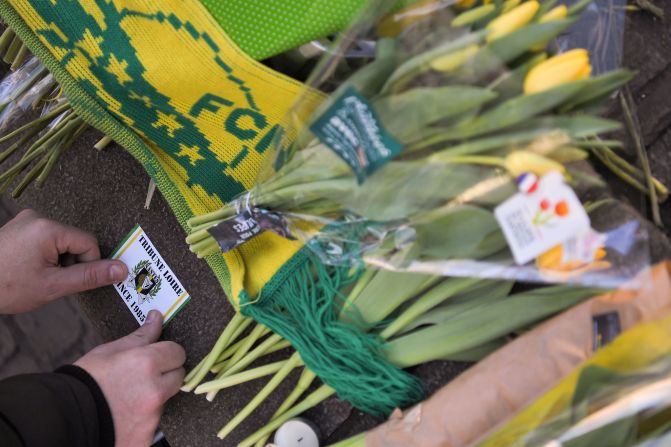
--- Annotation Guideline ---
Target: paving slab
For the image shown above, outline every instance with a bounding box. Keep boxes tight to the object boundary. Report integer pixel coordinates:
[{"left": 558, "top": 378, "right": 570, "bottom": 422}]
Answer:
[{"left": 0, "top": 5, "right": 669, "bottom": 447}]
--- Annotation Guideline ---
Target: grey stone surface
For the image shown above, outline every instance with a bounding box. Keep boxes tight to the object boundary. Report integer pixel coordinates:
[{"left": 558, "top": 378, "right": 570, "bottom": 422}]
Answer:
[{"left": 0, "top": 5, "right": 669, "bottom": 447}]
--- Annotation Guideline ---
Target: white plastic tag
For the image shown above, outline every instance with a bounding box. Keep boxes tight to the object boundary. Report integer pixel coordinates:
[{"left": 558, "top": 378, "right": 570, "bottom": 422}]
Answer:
[
  {"left": 110, "top": 225, "right": 190, "bottom": 325},
  {"left": 495, "top": 172, "right": 591, "bottom": 265}
]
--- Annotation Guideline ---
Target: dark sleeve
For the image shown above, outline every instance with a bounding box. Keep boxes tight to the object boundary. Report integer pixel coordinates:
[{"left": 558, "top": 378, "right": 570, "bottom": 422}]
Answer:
[{"left": 0, "top": 365, "right": 115, "bottom": 447}]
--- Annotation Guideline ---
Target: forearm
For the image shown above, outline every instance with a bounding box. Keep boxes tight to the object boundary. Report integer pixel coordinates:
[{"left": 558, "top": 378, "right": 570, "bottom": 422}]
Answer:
[{"left": 0, "top": 366, "right": 114, "bottom": 447}]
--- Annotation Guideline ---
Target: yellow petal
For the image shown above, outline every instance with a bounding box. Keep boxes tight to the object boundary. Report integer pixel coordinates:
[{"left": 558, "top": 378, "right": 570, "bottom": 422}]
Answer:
[
  {"left": 487, "top": 1, "right": 540, "bottom": 42},
  {"left": 523, "top": 49, "right": 591, "bottom": 94},
  {"left": 539, "top": 4, "right": 568, "bottom": 23},
  {"left": 537, "top": 245, "right": 564, "bottom": 269},
  {"left": 504, "top": 151, "right": 566, "bottom": 177},
  {"left": 430, "top": 44, "right": 479, "bottom": 72}
]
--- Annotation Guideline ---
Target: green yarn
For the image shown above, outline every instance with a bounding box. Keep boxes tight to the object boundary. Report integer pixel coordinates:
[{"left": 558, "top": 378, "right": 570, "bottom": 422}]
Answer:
[{"left": 240, "top": 251, "right": 424, "bottom": 418}]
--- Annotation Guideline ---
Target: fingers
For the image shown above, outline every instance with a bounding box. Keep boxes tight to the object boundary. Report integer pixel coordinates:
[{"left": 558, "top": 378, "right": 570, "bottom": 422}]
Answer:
[
  {"left": 158, "top": 367, "right": 186, "bottom": 401},
  {"left": 52, "top": 222, "right": 102, "bottom": 262},
  {"left": 147, "top": 341, "right": 186, "bottom": 372},
  {"left": 107, "top": 310, "right": 164, "bottom": 352},
  {"left": 47, "top": 259, "right": 128, "bottom": 298}
]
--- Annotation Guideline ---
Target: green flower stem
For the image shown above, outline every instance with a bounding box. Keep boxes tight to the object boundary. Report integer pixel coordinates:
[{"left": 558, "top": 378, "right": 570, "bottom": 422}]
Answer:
[
  {"left": 236, "top": 385, "right": 336, "bottom": 446},
  {"left": 0, "top": 28, "right": 15, "bottom": 55},
  {"left": 93, "top": 135, "right": 113, "bottom": 150},
  {"left": 23, "top": 112, "right": 77, "bottom": 159},
  {"left": 183, "top": 357, "right": 207, "bottom": 385},
  {"left": 181, "top": 313, "right": 248, "bottom": 392},
  {"left": 195, "top": 239, "right": 220, "bottom": 259},
  {"left": 211, "top": 340, "right": 291, "bottom": 374},
  {"left": 205, "top": 333, "right": 286, "bottom": 401},
  {"left": 3, "top": 34, "right": 21, "bottom": 64},
  {"left": 10, "top": 149, "right": 48, "bottom": 198},
  {"left": 214, "top": 333, "right": 284, "bottom": 379},
  {"left": 592, "top": 147, "right": 662, "bottom": 203},
  {"left": 184, "top": 316, "right": 254, "bottom": 384},
  {"left": 339, "top": 269, "right": 375, "bottom": 315},
  {"left": 594, "top": 144, "right": 668, "bottom": 199},
  {"left": 188, "top": 219, "right": 221, "bottom": 234},
  {"left": 0, "top": 130, "right": 58, "bottom": 182},
  {"left": 575, "top": 139, "right": 622, "bottom": 150},
  {"left": 217, "top": 353, "right": 303, "bottom": 440},
  {"left": 188, "top": 207, "right": 235, "bottom": 228},
  {"left": 36, "top": 120, "right": 87, "bottom": 186},
  {"left": 184, "top": 316, "right": 256, "bottom": 383},
  {"left": 272, "top": 368, "right": 316, "bottom": 419},
  {"left": 380, "top": 277, "right": 481, "bottom": 339},
  {"left": 195, "top": 360, "right": 291, "bottom": 395},
  {"left": 0, "top": 122, "right": 43, "bottom": 165},
  {"left": 186, "top": 228, "right": 217, "bottom": 246},
  {"left": 10, "top": 43, "right": 28, "bottom": 70},
  {"left": 441, "top": 155, "right": 505, "bottom": 167},
  {"left": 620, "top": 91, "right": 662, "bottom": 226},
  {"left": 0, "top": 102, "right": 70, "bottom": 144},
  {"left": 328, "top": 433, "right": 366, "bottom": 447},
  {"left": 256, "top": 368, "right": 317, "bottom": 447},
  {"left": 216, "top": 324, "right": 269, "bottom": 375}
]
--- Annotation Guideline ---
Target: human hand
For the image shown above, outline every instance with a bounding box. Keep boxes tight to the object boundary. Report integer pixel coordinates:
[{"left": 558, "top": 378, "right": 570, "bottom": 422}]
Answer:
[
  {"left": 0, "top": 209, "right": 128, "bottom": 313},
  {"left": 75, "top": 310, "right": 186, "bottom": 447}
]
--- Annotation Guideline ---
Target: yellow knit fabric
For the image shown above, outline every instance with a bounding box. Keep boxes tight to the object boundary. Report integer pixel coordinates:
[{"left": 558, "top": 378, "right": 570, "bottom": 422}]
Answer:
[{"left": 6, "top": 0, "right": 323, "bottom": 303}]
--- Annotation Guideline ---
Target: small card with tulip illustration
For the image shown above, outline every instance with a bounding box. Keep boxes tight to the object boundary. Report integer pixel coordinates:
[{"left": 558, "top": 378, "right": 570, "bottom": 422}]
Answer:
[{"left": 495, "top": 171, "right": 590, "bottom": 265}]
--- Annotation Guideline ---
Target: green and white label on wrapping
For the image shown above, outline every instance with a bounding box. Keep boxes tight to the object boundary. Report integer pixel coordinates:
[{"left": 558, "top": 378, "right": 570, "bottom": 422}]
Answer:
[
  {"left": 310, "top": 86, "right": 403, "bottom": 182},
  {"left": 110, "top": 225, "right": 190, "bottom": 325}
]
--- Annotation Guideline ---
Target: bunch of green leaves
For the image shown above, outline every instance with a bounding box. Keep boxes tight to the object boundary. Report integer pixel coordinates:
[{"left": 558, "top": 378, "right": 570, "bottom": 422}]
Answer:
[{"left": 185, "top": 3, "right": 654, "bottom": 265}]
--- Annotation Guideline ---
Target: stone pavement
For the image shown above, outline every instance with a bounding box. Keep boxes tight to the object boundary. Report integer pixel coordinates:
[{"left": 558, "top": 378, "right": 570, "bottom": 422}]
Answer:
[{"left": 0, "top": 197, "right": 101, "bottom": 381}]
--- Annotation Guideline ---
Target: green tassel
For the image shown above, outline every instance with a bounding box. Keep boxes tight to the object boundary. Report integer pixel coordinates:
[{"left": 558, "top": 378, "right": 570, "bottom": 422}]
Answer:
[{"left": 240, "top": 251, "right": 424, "bottom": 418}]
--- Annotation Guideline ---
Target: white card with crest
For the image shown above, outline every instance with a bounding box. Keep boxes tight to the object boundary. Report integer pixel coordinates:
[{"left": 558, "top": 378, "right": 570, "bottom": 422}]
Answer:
[{"left": 110, "top": 225, "right": 190, "bottom": 325}]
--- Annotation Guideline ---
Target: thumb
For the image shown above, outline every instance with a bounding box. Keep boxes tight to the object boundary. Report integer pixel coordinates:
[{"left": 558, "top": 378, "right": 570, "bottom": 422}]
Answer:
[
  {"left": 50, "top": 259, "right": 128, "bottom": 298},
  {"left": 104, "top": 310, "right": 164, "bottom": 353}
]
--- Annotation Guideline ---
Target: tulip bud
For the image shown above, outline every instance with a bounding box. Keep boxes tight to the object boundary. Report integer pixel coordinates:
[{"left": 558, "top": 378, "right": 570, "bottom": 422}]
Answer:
[
  {"left": 531, "top": 5, "right": 568, "bottom": 50},
  {"left": 504, "top": 151, "right": 566, "bottom": 177},
  {"left": 523, "top": 49, "right": 592, "bottom": 94},
  {"left": 486, "top": 1, "right": 540, "bottom": 42},
  {"left": 539, "top": 4, "right": 568, "bottom": 23},
  {"left": 430, "top": 44, "right": 479, "bottom": 72}
]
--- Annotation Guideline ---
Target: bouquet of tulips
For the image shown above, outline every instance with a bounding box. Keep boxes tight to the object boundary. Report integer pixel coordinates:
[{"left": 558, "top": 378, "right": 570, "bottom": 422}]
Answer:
[
  {"left": 187, "top": 0, "right": 661, "bottom": 289},
  {"left": 179, "top": 1, "right": 668, "bottom": 445}
]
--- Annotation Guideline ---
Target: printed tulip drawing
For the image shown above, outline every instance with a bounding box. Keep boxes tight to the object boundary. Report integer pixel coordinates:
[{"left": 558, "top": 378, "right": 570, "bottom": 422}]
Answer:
[{"left": 533, "top": 198, "right": 570, "bottom": 226}]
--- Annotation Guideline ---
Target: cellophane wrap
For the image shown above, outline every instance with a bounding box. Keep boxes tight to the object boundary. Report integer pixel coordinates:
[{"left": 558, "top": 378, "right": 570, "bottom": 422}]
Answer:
[{"left": 207, "top": 0, "right": 654, "bottom": 289}]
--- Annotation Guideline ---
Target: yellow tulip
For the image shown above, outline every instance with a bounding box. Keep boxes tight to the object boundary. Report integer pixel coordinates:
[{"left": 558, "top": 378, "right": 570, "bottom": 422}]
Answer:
[
  {"left": 430, "top": 44, "right": 479, "bottom": 72},
  {"left": 486, "top": 1, "right": 540, "bottom": 42},
  {"left": 503, "top": 151, "right": 566, "bottom": 177},
  {"left": 531, "top": 5, "right": 568, "bottom": 50},
  {"left": 523, "top": 48, "right": 592, "bottom": 94},
  {"left": 539, "top": 4, "right": 568, "bottom": 23}
]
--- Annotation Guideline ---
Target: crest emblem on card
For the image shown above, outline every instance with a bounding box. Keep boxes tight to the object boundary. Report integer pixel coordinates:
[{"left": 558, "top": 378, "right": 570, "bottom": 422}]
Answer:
[{"left": 130, "top": 260, "right": 162, "bottom": 303}]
